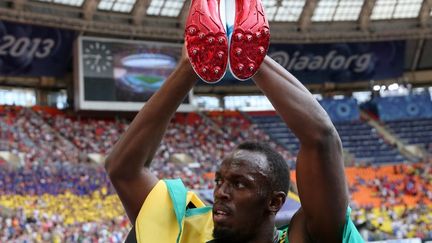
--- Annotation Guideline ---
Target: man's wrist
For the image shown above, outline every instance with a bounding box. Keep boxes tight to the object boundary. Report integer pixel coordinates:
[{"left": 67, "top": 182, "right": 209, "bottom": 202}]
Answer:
[
  {"left": 177, "top": 59, "right": 198, "bottom": 79},
  {"left": 254, "top": 55, "right": 270, "bottom": 80}
]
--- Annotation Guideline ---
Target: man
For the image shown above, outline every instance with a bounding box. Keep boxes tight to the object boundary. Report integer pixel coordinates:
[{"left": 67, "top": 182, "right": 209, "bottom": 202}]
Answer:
[
  {"left": 105, "top": 39, "right": 363, "bottom": 242},
  {"left": 106, "top": 3, "right": 362, "bottom": 240}
]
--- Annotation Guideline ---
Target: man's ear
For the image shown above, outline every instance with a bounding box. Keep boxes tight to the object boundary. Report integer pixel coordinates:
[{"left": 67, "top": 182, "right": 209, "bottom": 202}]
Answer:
[{"left": 268, "top": 191, "right": 287, "bottom": 214}]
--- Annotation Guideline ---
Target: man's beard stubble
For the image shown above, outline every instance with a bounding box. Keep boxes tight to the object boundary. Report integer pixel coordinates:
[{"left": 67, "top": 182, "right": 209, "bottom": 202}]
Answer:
[{"left": 213, "top": 226, "right": 247, "bottom": 243}]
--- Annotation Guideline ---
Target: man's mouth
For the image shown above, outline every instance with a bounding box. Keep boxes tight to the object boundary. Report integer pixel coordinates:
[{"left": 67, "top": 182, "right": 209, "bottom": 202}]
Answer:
[
  {"left": 213, "top": 205, "right": 232, "bottom": 223},
  {"left": 213, "top": 210, "right": 229, "bottom": 223}
]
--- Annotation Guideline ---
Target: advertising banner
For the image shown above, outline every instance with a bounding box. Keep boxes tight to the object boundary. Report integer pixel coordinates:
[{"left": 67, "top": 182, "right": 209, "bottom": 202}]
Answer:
[
  {"left": 374, "top": 92, "right": 432, "bottom": 121},
  {"left": 0, "top": 20, "right": 76, "bottom": 77},
  {"left": 368, "top": 238, "right": 422, "bottom": 243},
  {"left": 319, "top": 98, "right": 360, "bottom": 122},
  {"left": 204, "top": 40, "right": 405, "bottom": 85}
]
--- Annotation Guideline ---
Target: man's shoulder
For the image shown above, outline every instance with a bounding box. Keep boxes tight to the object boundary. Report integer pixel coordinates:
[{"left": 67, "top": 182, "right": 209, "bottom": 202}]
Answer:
[{"left": 287, "top": 206, "right": 365, "bottom": 243}]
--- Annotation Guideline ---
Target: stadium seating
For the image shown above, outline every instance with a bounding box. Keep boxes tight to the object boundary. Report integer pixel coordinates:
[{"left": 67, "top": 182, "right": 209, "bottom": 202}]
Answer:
[
  {"left": 248, "top": 111, "right": 405, "bottom": 164},
  {"left": 205, "top": 110, "right": 295, "bottom": 167},
  {"left": 361, "top": 93, "right": 432, "bottom": 156},
  {"left": 385, "top": 118, "right": 432, "bottom": 153},
  {"left": 0, "top": 105, "right": 431, "bottom": 241},
  {"left": 336, "top": 121, "right": 405, "bottom": 164}
]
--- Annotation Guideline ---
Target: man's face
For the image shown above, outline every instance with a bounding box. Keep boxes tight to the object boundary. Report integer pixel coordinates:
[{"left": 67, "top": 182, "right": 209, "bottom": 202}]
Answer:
[{"left": 212, "top": 149, "right": 271, "bottom": 242}]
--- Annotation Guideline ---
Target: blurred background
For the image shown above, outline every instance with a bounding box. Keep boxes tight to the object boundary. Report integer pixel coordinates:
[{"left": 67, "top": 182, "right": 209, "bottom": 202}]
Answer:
[{"left": 0, "top": 0, "right": 432, "bottom": 242}]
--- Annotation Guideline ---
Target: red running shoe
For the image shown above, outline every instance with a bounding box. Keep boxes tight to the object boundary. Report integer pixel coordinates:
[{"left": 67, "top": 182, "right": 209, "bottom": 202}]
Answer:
[
  {"left": 185, "top": 0, "right": 228, "bottom": 83},
  {"left": 229, "top": 0, "right": 270, "bottom": 80}
]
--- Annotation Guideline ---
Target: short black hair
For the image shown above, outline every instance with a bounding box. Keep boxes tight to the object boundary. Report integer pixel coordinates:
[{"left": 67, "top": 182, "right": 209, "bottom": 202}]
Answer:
[{"left": 236, "top": 141, "right": 290, "bottom": 194}]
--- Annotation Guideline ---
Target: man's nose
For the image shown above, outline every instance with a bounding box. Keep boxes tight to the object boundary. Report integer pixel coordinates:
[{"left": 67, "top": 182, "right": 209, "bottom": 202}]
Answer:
[{"left": 214, "top": 182, "right": 231, "bottom": 200}]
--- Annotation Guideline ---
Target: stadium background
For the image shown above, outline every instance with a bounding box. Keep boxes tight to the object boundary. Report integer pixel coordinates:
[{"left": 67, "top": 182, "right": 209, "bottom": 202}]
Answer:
[{"left": 0, "top": 0, "right": 432, "bottom": 242}]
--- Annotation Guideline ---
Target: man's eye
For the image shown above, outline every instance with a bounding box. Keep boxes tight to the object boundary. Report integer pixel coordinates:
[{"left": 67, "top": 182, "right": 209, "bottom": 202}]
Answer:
[
  {"left": 215, "top": 178, "right": 222, "bottom": 186},
  {"left": 234, "top": 181, "right": 245, "bottom": 189}
]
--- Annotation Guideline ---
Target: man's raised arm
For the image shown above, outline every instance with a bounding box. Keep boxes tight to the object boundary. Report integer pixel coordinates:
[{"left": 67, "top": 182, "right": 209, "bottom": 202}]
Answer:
[
  {"left": 253, "top": 56, "right": 349, "bottom": 242},
  {"left": 105, "top": 52, "right": 198, "bottom": 223}
]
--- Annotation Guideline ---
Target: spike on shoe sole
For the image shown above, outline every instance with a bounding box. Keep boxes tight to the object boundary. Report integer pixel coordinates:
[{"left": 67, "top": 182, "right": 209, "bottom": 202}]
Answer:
[
  {"left": 185, "top": 0, "right": 228, "bottom": 83},
  {"left": 229, "top": 0, "right": 270, "bottom": 81}
]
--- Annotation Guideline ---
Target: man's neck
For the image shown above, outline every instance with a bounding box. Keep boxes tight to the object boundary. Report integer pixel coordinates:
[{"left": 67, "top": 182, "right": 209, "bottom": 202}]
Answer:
[
  {"left": 209, "top": 232, "right": 278, "bottom": 243},
  {"left": 249, "top": 226, "right": 279, "bottom": 243},
  {"left": 210, "top": 220, "right": 278, "bottom": 243}
]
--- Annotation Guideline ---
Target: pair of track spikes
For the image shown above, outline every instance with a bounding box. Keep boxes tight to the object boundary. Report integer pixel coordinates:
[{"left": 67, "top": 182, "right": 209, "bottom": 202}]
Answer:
[{"left": 185, "top": 0, "right": 270, "bottom": 83}]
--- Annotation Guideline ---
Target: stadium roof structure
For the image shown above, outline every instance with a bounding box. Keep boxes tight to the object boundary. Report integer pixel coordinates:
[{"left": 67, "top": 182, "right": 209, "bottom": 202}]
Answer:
[
  {"left": 1, "top": 0, "right": 432, "bottom": 93},
  {"left": 0, "top": 0, "right": 431, "bottom": 43}
]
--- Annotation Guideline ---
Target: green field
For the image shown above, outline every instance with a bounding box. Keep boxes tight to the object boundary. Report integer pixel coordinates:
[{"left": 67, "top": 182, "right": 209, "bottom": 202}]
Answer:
[{"left": 135, "top": 75, "right": 162, "bottom": 84}]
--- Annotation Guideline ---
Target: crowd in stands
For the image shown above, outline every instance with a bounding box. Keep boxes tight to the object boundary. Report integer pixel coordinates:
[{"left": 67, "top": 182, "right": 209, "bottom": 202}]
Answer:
[
  {"left": 0, "top": 206, "right": 129, "bottom": 243},
  {"left": 206, "top": 111, "right": 294, "bottom": 167},
  {"left": 348, "top": 163, "right": 432, "bottom": 241},
  {"left": 0, "top": 106, "right": 80, "bottom": 166},
  {"left": 41, "top": 112, "right": 128, "bottom": 155},
  {"left": 352, "top": 202, "right": 432, "bottom": 241},
  {"left": 141, "top": 111, "right": 294, "bottom": 189},
  {"left": 0, "top": 162, "right": 114, "bottom": 196},
  {"left": 0, "top": 105, "right": 432, "bottom": 241},
  {"left": 348, "top": 164, "right": 432, "bottom": 207},
  {"left": 0, "top": 160, "right": 127, "bottom": 242}
]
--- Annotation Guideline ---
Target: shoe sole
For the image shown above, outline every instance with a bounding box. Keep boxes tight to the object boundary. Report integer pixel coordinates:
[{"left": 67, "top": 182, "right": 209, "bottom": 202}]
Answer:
[
  {"left": 229, "top": 0, "right": 269, "bottom": 81},
  {"left": 185, "top": 0, "right": 228, "bottom": 83}
]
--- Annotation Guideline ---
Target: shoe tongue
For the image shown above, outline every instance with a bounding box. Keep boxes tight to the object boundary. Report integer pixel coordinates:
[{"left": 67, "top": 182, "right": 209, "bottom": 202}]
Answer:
[
  {"left": 222, "top": 0, "right": 235, "bottom": 36},
  {"left": 226, "top": 25, "right": 234, "bottom": 37}
]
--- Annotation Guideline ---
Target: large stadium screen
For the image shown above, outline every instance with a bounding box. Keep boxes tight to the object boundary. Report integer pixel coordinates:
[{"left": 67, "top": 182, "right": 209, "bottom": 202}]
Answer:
[{"left": 75, "top": 36, "right": 195, "bottom": 111}]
